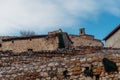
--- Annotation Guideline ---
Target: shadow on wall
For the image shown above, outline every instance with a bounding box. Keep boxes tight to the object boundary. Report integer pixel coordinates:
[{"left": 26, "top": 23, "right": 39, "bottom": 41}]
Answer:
[{"left": 102, "top": 58, "right": 118, "bottom": 73}]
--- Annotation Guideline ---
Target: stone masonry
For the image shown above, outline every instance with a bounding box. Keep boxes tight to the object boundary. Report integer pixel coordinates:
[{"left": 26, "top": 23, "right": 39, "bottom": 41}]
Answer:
[
  {"left": 0, "top": 29, "right": 103, "bottom": 53},
  {"left": 0, "top": 47, "right": 120, "bottom": 80},
  {"left": 1, "top": 36, "right": 59, "bottom": 53}
]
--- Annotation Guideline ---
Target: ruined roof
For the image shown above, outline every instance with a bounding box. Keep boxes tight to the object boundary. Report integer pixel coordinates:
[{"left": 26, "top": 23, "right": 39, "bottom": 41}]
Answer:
[
  {"left": 63, "top": 33, "right": 73, "bottom": 43},
  {"left": 2, "top": 35, "right": 48, "bottom": 41},
  {"left": 104, "top": 24, "right": 120, "bottom": 40}
]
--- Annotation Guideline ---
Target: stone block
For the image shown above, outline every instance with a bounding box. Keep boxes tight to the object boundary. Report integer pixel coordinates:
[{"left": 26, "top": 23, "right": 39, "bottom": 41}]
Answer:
[
  {"left": 80, "top": 58, "right": 86, "bottom": 63},
  {"left": 92, "top": 56, "right": 99, "bottom": 62},
  {"left": 69, "top": 59, "right": 80, "bottom": 65},
  {"left": 93, "top": 68, "right": 102, "bottom": 75},
  {"left": 71, "top": 70, "right": 81, "bottom": 75}
]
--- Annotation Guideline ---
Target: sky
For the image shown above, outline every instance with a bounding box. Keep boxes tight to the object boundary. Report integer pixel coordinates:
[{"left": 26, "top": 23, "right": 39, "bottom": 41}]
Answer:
[{"left": 0, "top": 0, "right": 120, "bottom": 41}]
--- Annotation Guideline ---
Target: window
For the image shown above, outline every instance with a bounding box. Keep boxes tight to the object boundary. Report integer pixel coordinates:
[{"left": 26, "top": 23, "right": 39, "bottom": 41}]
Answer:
[
  {"left": 0, "top": 44, "right": 2, "bottom": 47},
  {"left": 29, "top": 38, "right": 32, "bottom": 41},
  {"left": 80, "top": 29, "right": 83, "bottom": 34},
  {"left": 28, "top": 49, "right": 33, "bottom": 51},
  {"left": 80, "top": 28, "right": 85, "bottom": 35},
  {"left": 12, "top": 40, "right": 14, "bottom": 43}
]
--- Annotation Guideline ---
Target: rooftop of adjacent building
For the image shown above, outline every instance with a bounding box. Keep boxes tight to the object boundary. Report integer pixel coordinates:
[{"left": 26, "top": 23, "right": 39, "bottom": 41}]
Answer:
[{"left": 103, "top": 24, "right": 120, "bottom": 40}]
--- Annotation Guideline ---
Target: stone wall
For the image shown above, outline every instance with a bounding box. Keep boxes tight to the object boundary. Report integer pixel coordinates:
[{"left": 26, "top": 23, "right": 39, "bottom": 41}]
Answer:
[
  {"left": 62, "top": 33, "right": 72, "bottom": 49},
  {"left": 0, "top": 48, "right": 120, "bottom": 80},
  {"left": 0, "top": 29, "right": 103, "bottom": 53},
  {"left": 48, "top": 29, "right": 62, "bottom": 36},
  {"left": 69, "top": 35, "right": 103, "bottom": 47},
  {"left": 1, "top": 36, "right": 59, "bottom": 53},
  {"left": 0, "top": 32, "right": 73, "bottom": 53}
]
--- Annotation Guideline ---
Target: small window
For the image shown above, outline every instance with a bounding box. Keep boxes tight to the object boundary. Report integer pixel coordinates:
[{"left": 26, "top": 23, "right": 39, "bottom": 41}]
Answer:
[
  {"left": 29, "top": 38, "right": 32, "bottom": 41},
  {"left": 12, "top": 40, "right": 14, "bottom": 43},
  {"left": 0, "top": 44, "right": 2, "bottom": 47},
  {"left": 80, "top": 29, "right": 83, "bottom": 34},
  {"left": 80, "top": 28, "right": 85, "bottom": 35},
  {"left": 28, "top": 49, "right": 33, "bottom": 51}
]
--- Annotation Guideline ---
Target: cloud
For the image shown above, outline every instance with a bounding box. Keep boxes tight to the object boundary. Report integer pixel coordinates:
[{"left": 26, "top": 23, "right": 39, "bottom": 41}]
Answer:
[{"left": 0, "top": 0, "right": 120, "bottom": 35}]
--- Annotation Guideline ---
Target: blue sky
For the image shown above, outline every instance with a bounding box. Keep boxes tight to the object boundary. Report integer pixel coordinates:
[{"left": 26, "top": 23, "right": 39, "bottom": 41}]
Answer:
[{"left": 0, "top": 0, "right": 120, "bottom": 41}]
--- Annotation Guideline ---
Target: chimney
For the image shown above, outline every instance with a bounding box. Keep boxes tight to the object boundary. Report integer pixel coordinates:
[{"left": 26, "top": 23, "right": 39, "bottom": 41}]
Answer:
[{"left": 80, "top": 28, "right": 85, "bottom": 35}]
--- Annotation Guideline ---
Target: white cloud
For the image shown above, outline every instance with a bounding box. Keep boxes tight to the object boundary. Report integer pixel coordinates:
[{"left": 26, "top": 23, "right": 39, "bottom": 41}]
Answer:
[{"left": 0, "top": 0, "right": 119, "bottom": 35}]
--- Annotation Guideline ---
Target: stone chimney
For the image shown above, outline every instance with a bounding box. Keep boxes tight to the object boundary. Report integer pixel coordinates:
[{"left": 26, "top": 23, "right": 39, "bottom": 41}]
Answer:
[
  {"left": 58, "top": 29, "right": 62, "bottom": 33},
  {"left": 80, "top": 28, "right": 85, "bottom": 35}
]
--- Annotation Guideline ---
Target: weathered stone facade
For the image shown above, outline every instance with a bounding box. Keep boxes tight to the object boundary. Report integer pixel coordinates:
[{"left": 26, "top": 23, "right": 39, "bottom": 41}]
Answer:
[
  {"left": 1, "top": 36, "right": 59, "bottom": 53},
  {"left": 69, "top": 28, "right": 103, "bottom": 47},
  {"left": 0, "top": 29, "right": 103, "bottom": 53},
  {"left": 69, "top": 35, "right": 103, "bottom": 47},
  {"left": 0, "top": 47, "right": 120, "bottom": 80},
  {"left": 0, "top": 29, "right": 73, "bottom": 53}
]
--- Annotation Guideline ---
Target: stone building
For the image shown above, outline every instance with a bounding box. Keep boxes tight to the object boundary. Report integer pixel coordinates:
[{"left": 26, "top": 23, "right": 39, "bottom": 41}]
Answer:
[
  {"left": 0, "top": 28, "right": 103, "bottom": 53},
  {"left": 69, "top": 28, "right": 103, "bottom": 47},
  {"left": 104, "top": 24, "right": 120, "bottom": 48},
  {"left": 0, "top": 29, "right": 72, "bottom": 53}
]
